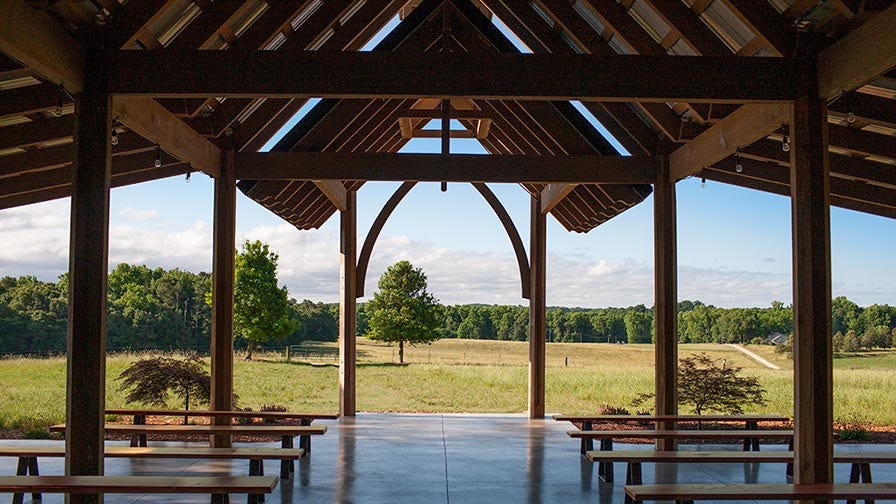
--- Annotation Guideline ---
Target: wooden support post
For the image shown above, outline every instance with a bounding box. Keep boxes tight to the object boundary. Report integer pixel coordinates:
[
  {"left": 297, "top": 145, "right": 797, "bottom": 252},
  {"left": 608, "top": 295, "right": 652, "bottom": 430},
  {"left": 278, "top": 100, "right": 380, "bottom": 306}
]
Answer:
[
  {"left": 654, "top": 155, "right": 678, "bottom": 451},
  {"left": 440, "top": 99, "right": 449, "bottom": 192},
  {"left": 210, "top": 152, "right": 235, "bottom": 448},
  {"left": 65, "top": 43, "right": 110, "bottom": 504},
  {"left": 339, "top": 191, "right": 358, "bottom": 416},
  {"left": 528, "top": 195, "right": 546, "bottom": 419},
  {"left": 791, "top": 87, "right": 833, "bottom": 496}
]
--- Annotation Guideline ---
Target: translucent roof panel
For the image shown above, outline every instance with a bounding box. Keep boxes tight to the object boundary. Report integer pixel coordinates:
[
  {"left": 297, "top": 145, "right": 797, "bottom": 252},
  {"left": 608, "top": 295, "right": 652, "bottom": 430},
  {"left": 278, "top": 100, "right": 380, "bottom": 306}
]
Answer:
[{"left": 701, "top": 0, "right": 755, "bottom": 52}]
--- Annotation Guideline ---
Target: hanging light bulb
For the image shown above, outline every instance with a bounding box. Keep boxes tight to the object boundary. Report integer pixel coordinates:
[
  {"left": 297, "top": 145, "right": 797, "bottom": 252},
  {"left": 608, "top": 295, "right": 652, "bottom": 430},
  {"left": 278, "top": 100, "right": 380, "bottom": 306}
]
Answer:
[
  {"left": 53, "top": 85, "right": 65, "bottom": 117},
  {"left": 782, "top": 127, "right": 790, "bottom": 152},
  {"left": 110, "top": 119, "right": 119, "bottom": 146},
  {"left": 735, "top": 150, "right": 743, "bottom": 173},
  {"left": 847, "top": 111, "right": 856, "bottom": 124},
  {"left": 185, "top": 171, "right": 191, "bottom": 183},
  {"left": 154, "top": 144, "right": 162, "bottom": 168},
  {"left": 701, "top": 177, "right": 706, "bottom": 189}
]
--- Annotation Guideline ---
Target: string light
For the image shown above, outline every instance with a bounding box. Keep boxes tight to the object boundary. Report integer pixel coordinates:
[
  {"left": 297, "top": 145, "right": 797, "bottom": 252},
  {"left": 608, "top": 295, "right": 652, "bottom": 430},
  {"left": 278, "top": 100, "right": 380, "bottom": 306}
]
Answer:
[
  {"left": 54, "top": 84, "right": 65, "bottom": 117},
  {"left": 781, "top": 125, "right": 790, "bottom": 152},
  {"left": 735, "top": 149, "right": 743, "bottom": 173},
  {"left": 701, "top": 177, "right": 706, "bottom": 189},
  {"left": 110, "top": 119, "right": 119, "bottom": 146},
  {"left": 185, "top": 171, "right": 191, "bottom": 183},
  {"left": 847, "top": 111, "right": 856, "bottom": 124},
  {"left": 154, "top": 144, "right": 162, "bottom": 168}
]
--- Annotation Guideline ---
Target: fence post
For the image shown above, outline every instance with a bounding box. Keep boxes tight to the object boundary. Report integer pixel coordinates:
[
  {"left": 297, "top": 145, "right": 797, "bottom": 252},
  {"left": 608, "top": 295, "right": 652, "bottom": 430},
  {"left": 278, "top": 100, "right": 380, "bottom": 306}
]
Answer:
[{"left": 285, "top": 346, "right": 291, "bottom": 362}]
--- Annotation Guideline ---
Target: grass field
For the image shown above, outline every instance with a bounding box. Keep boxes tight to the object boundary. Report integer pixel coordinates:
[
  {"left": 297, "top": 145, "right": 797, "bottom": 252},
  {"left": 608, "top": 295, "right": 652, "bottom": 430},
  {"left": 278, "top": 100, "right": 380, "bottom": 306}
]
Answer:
[{"left": 1, "top": 340, "right": 894, "bottom": 430}]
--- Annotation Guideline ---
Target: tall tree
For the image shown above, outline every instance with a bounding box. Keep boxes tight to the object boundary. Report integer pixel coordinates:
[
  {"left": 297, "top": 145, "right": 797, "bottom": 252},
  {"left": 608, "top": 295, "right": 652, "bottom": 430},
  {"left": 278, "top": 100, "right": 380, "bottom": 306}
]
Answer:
[
  {"left": 367, "top": 260, "right": 443, "bottom": 363},
  {"left": 234, "top": 240, "right": 296, "bottom": 360}
]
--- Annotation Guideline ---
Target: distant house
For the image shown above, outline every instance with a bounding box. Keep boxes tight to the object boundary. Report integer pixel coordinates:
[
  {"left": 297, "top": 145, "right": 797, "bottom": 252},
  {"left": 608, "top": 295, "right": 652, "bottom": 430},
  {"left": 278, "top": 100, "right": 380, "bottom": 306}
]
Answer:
[{"left": 767, "top": 333, "right": 788, "bottom": 345}]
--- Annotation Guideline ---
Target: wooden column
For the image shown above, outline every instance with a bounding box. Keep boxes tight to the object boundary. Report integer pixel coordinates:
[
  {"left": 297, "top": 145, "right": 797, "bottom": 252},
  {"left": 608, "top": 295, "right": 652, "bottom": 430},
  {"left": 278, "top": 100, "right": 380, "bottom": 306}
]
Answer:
[
  {"left": 340, "top": 190, "right": 358, "bottom": 416},
  {"left": 654, "top": 155, "right": 678, "bottom": 451},
  {"left": 210, "top": 152, "right": 235, "bottom": 448},
  {"left": 65, "top": 44, "right": 110, "bottom": 504},
  {"left": 791, "top": 89, "right": 833, "bottom": 492},
  {"left": 528, "top": 195, "right": 546, "bottom": 419}
]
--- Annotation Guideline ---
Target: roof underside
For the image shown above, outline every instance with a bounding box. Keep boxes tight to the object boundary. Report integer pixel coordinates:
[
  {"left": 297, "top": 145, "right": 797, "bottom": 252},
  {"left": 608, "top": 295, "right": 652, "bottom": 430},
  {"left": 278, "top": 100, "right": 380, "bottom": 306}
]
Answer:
[{"left": 1, "top": 0, "right": 894, "bottom": 231}]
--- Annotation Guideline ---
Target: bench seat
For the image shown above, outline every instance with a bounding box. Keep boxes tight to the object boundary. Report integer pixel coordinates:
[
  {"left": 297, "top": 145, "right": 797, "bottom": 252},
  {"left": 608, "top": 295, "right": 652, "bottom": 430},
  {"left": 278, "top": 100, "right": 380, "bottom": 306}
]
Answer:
[
  {"left": 0, "top": 475, "right": 278, "bottom": 504},
  {"left": 625, "top": 482, "right": 896, "bottom": 503}
]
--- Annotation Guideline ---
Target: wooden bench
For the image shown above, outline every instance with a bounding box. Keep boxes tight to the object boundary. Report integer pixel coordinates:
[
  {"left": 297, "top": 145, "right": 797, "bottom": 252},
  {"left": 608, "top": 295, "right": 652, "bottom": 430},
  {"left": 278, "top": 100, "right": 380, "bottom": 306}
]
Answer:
[
  {"left": 106, "top": 408, "right": 338, "bottom": 453},
  {"left": 49, "top": 423, "right": 326, "bottom": 480},
  {"left": 624, "top": 482, "right": 896, "bottom": 503},
  {"left": 555, "top": 414, "right": 790, "bottom": 453},
  {"left": 568, "top": 429, "right": 794, "bottom": 482},
  {"left": 590, "top": 450, "right": 896, "bottom": 503},
  {"left": 0, "top": 475, "right": 278, "bottom": 504}
]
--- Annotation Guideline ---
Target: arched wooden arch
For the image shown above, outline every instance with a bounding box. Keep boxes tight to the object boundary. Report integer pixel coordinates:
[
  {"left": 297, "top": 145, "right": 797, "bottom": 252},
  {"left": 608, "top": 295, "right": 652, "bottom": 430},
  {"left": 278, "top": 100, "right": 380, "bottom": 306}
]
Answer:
[{"left": 356, "top": 182, "right": 531, "bottom": 299}]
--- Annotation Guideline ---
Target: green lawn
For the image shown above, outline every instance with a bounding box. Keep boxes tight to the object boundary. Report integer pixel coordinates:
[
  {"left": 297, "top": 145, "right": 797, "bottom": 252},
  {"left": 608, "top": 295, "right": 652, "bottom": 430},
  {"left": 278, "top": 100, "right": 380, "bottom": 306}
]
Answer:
[{"left": 0, "top": 341, "right": 893, "bottom": 430}]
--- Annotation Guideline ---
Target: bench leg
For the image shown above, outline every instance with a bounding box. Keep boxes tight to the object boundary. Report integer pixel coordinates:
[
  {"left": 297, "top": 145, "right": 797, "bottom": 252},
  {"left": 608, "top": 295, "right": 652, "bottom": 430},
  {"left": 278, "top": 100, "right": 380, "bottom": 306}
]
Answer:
[
  {"left": 248, "top": 459, "right": 265, "bottom": 503},
  {"left": 580, "top": 421, "right": 594, "bottom": 456},
  {"left": 280, "top": 435, "right": 294, "bottom": 480},
  {"left": 624, "top": 461, "right": 643, "bottom": 502},
  {"left": 14, "top": 456, "right": 41, "bottom": 503},
  {"left": 300, "top": 419, "right": 312, "bottom": 455},
  {"left": 211, "top": 493, "right": 229, "bottom": 504},
  {"left": 596, "top": 438, "right": 614, "bottom": 482}
]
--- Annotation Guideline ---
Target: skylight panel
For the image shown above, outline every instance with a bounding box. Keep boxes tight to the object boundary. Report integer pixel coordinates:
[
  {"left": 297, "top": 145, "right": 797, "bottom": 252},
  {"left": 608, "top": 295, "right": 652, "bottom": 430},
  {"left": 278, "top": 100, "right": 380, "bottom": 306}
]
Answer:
[
  {"left": 607, "top": 35, "right": 634, "bottom": 54},
  {"left": 571, "top": 102, "right": 630, "bottom": 156},
  {"left": 572, "top": 1, "right": 606, "bottom": 35},
  {"left": 701, "top": 0, "right": 753, "bottom": 52},
  {"left": 307, "top": 29, "right": 334, "bottom": 50},
  {"left": 340, "top": 0, "right": 367, "bottom": 25},
  {"left": 259, "top": 98, "right": 322, "bottom": 152},
  {"left": 157, "top": 1, "right": 201, "bottom": 47},
  {"left": 232, "top": 0, "right": 269, "bottom": 40},
  {"left": 491, "top": 15, "right": 533, "bottom": 53},
  {"left": 361, "top": 14, "right": 400, "bottom": 51},
  {"left": 529, "top": 1, "right": 555, "bottom": 28},
  {"left": 669, "top": 39, "right": 697, "bottom": 56},
  {"left": 292, "top": 0, "right": 323, "bottom": 30},
  {"left": 629, "top": 0, "right": 671, "bottom": 43}
]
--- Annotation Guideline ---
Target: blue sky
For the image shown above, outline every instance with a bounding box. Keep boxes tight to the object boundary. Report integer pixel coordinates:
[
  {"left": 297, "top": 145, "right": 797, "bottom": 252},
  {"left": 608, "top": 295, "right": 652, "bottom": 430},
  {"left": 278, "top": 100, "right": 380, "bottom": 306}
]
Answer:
[{"left": 1, "top": 13, "right": 894, "bottom": 309}]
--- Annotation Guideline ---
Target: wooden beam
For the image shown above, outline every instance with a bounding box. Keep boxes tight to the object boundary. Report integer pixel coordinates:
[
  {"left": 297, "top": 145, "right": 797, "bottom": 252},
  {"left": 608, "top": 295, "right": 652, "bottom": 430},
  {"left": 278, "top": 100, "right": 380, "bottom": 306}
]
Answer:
[
  {"left": 528, "top": 195, "right": 546, "bottom": 419},
  {"left": 108, "top": 51, "right": 801, "bottom": 102},
  {"left": 473, "top": 183, "right": 531, "bottom": 299},
  {"left": 210, "top": 152, "right": 236, "bottom": 448},
  {"left": 654, "top": 155, "right": 678, "bottom": 451},
  {"left": 112, "top": 97, "right": 221, "bottom": 178},
  {"left": 314, "top": 180, "right": 348, "bottom": 212},
  {"left": 540, "top": 183, "right": 577, "bottom": 214},
  {"left": 65, "top": 46, "right": 109, "bottom": 503},
  {"left": 234, "top": 152, "right": 658, "bottom": 183},
  {"left": 791, "top": 96, "right": 834, "bottom": 488},
  {"left": 356, "top": 182, "right": 416, "bottom": 297},
  {"left": 817, "top": 3, "right": 896, "bottom": 100},
  {"left": 0, "top": 0, "right": 85, "bottom": 92},
  {"left": 402, "top": 109, "right": 491, "bottom": 119},
  {"left": 339, "top": 191, "right": 358, "bottom": 417},
  {"left": 669, "top": 103, "right": 791, "bottom": 180}
]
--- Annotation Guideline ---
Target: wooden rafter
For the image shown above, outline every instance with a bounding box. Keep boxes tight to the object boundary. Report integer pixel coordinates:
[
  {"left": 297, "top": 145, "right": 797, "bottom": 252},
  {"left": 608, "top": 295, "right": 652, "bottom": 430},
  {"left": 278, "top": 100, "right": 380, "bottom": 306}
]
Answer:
[
  {"left": 108, "top": 51, "right": 801, "bottom": 102},
  {"left": 817, "top": 2, "right": 896, "bottom": 100},
  {"left": 233, "top": 152, "right": 659, "bottom": 184},
  {"left": 669, "top": 103, "right": 792, "bottom": 181}
]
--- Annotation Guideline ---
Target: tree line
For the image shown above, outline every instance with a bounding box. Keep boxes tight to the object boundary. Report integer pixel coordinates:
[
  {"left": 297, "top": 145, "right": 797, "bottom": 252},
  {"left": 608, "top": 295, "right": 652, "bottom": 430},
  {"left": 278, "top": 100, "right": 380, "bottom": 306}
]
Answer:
[{"left": 2, "top": 267, "right": 896, "bottom": 354}]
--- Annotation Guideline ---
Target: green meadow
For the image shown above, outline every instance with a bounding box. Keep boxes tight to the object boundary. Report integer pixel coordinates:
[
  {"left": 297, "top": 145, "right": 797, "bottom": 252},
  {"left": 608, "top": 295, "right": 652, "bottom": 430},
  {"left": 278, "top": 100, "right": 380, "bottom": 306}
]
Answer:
[{"left": 1, "top": 340, "right": 894, "bottom": 430}]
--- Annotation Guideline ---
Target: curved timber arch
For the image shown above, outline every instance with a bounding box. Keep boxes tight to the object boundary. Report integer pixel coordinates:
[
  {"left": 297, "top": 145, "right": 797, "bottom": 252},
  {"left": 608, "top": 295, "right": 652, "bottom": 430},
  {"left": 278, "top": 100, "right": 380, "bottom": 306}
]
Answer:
[{"left": 355, "top": 182, "right": 531, "bottom": 299}]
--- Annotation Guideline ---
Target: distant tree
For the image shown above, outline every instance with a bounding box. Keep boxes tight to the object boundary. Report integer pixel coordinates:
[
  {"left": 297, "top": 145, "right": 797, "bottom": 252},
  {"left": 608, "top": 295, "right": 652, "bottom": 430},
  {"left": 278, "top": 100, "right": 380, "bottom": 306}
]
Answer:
[
  {"left": 117, "top": 355, "right": 210, "bottom": 421},
  {"left": 367, "top": 260, "right": 442, "bottom": 363},
  {"left": 624, "top": 309, "right": 652, "bottom": 343},
  {"left": 832, "top": 331, "right": 845, "bottom": 352},
  {"left": 233, "top": 240, "right": 297, "bottom": 360},
  {"left": 678, "top": 353, "right": 766, "bottom": 415},
  {"left": 843, "top": 329, "right": 860, "bottom": 352}
]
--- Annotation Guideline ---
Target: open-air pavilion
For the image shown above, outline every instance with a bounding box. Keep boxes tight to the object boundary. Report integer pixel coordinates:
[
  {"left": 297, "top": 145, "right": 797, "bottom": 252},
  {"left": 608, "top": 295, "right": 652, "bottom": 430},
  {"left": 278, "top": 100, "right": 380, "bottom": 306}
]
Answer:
[{"left": 1, "top": 0, "right": 895, "bottom": 501}]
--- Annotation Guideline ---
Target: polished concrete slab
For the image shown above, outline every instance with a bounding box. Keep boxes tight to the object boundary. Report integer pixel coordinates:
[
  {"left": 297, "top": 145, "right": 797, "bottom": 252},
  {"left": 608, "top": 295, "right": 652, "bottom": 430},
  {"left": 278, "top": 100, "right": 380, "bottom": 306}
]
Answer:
[{"left": 1, "top": 413, "right": 895, "bottom": 503}]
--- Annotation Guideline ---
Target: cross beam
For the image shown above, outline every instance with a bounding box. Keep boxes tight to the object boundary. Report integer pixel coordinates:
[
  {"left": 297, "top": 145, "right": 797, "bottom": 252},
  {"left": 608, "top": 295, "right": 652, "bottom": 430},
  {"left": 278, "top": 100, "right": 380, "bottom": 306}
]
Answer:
[
  {"left": 232, "top": 152, "right": 659, "bottom": 184},
  {"left": 108, "top": 51, "right": 801, "bottom": 103}
]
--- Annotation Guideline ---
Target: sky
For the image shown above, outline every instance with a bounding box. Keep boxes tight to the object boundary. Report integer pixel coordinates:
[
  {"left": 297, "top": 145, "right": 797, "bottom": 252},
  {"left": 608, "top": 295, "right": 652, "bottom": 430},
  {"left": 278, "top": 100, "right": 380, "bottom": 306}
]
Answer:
[{"left": 2, "top": 14, "right": 895, "bottom": 309}]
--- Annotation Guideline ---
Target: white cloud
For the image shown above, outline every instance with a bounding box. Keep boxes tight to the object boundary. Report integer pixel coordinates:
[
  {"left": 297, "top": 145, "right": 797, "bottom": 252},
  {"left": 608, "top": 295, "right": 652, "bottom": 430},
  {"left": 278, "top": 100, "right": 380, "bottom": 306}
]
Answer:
[
  {"left": 119, "top": 207, "right": 159, "bottom": 221},
  {"left": 0, "top": 203, "right": 877, "bottom": 308}
]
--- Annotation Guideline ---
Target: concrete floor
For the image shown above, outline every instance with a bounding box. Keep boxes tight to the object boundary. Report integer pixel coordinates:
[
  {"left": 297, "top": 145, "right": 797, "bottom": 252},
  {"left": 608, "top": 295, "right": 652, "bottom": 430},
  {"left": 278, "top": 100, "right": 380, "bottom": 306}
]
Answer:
[{"left": 2, "top": 413, "right": 895, "bottom": 503}]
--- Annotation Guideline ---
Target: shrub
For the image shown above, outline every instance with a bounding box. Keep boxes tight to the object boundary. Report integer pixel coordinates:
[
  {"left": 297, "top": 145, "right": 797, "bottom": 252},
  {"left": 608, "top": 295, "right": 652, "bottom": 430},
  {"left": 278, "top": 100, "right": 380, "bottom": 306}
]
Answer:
[
  {"left": 596, "top": 404, "right": 629, "bottom": 415},
  {"left": 260, "top": 403, "right": 288, "bottom": 424},
  {"left": 838, "top": 415, "right": 873, "bottom": 442},
  {"left": 23, "top": 428, "right": 52, "bottom": 439},
  {"left": 235, "top": 407, "right": 254, "bottom": 425},
  {"left": 678, "top": 353, "right": 766, "bottom": 415}
]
